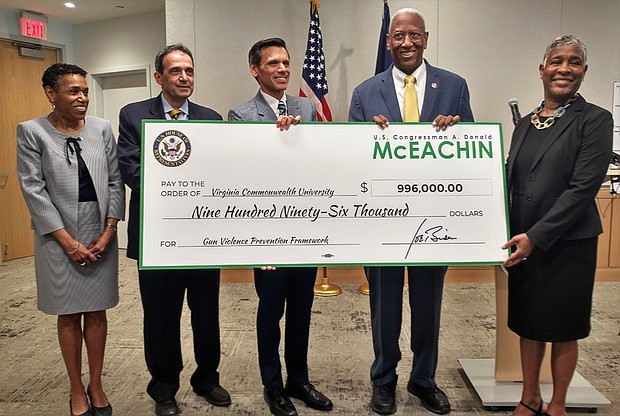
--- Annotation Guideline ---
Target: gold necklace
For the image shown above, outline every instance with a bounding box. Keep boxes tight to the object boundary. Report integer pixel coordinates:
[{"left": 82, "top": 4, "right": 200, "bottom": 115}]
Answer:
[{"left": 530, "top": 94, "right": 578, "bottom": 130}]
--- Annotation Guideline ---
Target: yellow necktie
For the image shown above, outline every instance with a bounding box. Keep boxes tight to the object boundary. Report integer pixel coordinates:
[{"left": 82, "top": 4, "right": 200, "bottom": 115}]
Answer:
[
  {"left": 404, "top": 75, "right": 419, "bottom": 122},
  {"left": 169, "top": 109, "right": 183, "bottom": 120}
]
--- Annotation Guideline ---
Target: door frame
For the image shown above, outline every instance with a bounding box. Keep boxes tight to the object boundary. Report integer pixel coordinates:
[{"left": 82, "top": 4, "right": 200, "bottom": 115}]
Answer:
[
  {"left": 0, "top": 31, "right": 66, "bottom": 61},
  {"left": 89, "top": 63, "right": 155, "bottom": 117},
  {"left": 88, "top": 64, "right": 155, "bottom": 250}
]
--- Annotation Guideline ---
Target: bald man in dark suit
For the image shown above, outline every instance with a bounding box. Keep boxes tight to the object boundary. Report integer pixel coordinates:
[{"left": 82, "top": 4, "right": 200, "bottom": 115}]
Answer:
[{"left": 349, "top": 8, "right": 473, "bottom": 415}]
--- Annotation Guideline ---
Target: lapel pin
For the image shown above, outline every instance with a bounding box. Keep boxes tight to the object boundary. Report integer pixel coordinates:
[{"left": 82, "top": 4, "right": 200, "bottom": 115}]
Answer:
[{"left": 431, "top": 82, "right": 438, "bottom": 89}]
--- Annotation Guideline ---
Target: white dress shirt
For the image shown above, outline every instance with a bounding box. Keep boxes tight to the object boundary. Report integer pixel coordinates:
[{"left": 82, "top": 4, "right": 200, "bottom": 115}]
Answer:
[{"left": 392, "top": 62, "right": 427, "bottom": 120}]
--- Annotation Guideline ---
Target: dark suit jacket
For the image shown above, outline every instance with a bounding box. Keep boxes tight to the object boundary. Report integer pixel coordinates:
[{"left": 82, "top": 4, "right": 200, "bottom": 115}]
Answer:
[
  {"left": 506, "top": 95, "right": 613, "bottom": 251},
  {"left": 348, "top": 60, "right": 474, "bottom": 123},
  {"left": 228, "top": 91, "right": 317, "bottom": 122},
  {"left": 118, "top": 93, "right": 222, "bottom": 259}
]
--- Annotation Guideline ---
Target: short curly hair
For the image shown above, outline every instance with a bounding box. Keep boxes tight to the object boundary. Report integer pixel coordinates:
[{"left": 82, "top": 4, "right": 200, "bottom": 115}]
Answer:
[
  {"left": 542, "top": 35, "right": 587, "bottom": 66},
  {"left": 42, "top": 63, "right": 87, "bottom": 91}
]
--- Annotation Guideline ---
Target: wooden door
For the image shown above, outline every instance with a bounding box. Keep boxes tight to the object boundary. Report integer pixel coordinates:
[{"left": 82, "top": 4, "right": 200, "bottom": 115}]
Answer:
[{"left": 0, "top": 40, "right": 58, "bottom": 261}]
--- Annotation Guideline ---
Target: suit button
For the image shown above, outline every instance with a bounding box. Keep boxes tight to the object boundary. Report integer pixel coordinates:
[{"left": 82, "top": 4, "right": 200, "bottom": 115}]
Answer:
[
  {"left": 527, "top": 194, "right": 533, "bottom": 201},
  {"left": 529, "top": 174, "right": 535, "bottom": 181}
]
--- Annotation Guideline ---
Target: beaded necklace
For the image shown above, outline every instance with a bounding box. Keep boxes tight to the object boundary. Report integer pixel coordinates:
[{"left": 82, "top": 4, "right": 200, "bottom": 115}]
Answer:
[{"left": 530, "top": 94, "right": 578, "bottom": 130}]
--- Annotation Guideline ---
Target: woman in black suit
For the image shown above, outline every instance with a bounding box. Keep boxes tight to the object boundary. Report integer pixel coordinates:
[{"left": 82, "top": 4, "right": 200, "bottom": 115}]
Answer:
[{"left": 502, "top": 35, "right": 613, "bottom": 416}]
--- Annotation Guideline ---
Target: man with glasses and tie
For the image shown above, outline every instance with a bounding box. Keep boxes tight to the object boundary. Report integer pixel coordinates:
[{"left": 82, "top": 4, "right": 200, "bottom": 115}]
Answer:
[
  {"left": 348, "top": 8, "right": 473, "bottom": 416},
  {"left": 228, "top": 38, "right": 332, "bottom": 416},
  {"left": 118, "top": 44, "right": 230, "bottom": 416}
]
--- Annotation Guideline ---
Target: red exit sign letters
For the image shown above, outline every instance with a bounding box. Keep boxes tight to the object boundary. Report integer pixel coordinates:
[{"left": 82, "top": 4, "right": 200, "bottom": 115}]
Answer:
[{"left": 20, "top": 17, "right": 47, "bottom": 40}]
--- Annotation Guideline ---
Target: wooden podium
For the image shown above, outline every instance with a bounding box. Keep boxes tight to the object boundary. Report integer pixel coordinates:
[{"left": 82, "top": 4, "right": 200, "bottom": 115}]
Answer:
[{"left": 494, "top": 265, "right": 552, "bottom": 381}]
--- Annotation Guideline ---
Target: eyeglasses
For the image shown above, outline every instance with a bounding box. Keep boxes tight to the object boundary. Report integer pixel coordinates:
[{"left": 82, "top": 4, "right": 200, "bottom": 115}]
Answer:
[{"left": 391, "top": 31, "right": 425, "bottom": 43}]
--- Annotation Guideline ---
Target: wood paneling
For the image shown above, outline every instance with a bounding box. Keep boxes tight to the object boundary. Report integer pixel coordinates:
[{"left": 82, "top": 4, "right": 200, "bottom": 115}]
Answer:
[
  {"left": 221, "top": 265, "right": 496, "bottom": 284},
  {"left": 220, "top": 199, "right": 620, "bottom": 285},
  {"left": 608, "top": 198, "right": 620, "bottom": 268},
  {"left": 596, "top": 189, "right": 620, "bottom": 272}
]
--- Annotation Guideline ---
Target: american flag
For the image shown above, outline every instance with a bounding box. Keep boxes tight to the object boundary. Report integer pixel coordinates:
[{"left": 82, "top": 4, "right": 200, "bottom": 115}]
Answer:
[{"left": 299, "top": 0, "right": 332, "bottom": 121}]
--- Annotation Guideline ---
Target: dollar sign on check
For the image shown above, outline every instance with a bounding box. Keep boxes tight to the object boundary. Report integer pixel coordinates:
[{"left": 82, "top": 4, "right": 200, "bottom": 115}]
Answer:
[{"left": 360, "top": 181, "right": 368, "bottom": 193}]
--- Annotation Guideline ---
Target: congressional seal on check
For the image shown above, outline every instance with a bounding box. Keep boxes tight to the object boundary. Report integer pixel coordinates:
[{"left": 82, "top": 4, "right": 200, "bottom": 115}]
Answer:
[{"left": 140, "top": 121, "right": 509, "bottom": 269}]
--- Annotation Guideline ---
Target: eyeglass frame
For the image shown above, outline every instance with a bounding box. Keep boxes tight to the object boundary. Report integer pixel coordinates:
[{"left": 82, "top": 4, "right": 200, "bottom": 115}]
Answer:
[{"left": 389, "top": 31, "right": 427, "bottom": 44}]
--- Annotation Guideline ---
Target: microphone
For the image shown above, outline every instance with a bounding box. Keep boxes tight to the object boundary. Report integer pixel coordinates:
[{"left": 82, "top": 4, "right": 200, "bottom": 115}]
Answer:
[{"left": 508, "top": 98, "right": 521, "bottom": 126}]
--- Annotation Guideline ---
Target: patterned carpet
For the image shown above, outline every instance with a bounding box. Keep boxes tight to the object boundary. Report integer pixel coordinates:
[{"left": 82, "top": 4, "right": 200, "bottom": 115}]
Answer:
[{"left": 0, "top": 254, "right": 618, "bottom": 415}]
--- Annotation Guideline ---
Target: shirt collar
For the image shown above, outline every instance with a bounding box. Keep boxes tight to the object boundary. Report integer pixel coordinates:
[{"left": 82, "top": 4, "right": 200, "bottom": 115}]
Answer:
[
  {"left": 161, "top": 95, "right": 189, "bottom": 119},
  {"left": 260, "top": 90, "right": 287, "bottom": 115},
  {"left": 392, "top": 61, "right": 427, "bottom": 88}
]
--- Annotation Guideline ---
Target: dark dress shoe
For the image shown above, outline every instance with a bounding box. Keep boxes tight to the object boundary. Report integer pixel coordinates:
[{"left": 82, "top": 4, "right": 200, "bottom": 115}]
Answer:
[
  {"left": 155, "top": 399, "right": 179, "bottom": 416},
  {"left": 407, "top": 380, "right": 451, "bottom": 415},
  {"left": 285, "top": 383, "right": 333, "bottom": 411},
  {"left": 199, "top": 385, "right": 232, "bottom": 407},
  {"left": 87, "top": 389, "right": 112, "bottom": 416},
  {"left": 90, "top": 402, "right": 112, "bottom": 416},
  {"left": 264, "top": 387, "right": 298, "bottom": 416},
  {"left": 370, "top": 380, "right": 397, "bottom": 415}
]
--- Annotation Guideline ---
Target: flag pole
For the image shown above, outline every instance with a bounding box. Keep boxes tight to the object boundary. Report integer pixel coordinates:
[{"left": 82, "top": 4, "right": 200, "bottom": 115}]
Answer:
[
  {"left": 360, "top": 0, "right": 393, "bottom": 296},
  {"left": 300, "top": 0, "right": 341, "bottom": 297},
  {"left": 315, "top": 266, "right": 342, "bottom": 297}
]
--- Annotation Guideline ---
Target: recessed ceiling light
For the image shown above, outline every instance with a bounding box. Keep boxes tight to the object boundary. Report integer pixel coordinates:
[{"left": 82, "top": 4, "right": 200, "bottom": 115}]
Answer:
[{"left": 64, "top": 2, "right": 76, "bottom": 8}]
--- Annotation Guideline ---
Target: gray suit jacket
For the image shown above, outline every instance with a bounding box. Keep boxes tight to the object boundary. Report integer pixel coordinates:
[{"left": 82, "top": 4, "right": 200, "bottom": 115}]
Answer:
[
  {"left": 228, "top": 91, "right": 317, "bottom": 122},
  {"left": 17, "top": 116, "right": 125, "bottom": 237}
]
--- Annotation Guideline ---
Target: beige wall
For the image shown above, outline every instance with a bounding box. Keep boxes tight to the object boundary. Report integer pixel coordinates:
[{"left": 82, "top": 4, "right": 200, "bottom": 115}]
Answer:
[
  {"left": 66, "top": 1, "right": 620, "bottom": 150},
  {"left": 165, "top": 0, "right": 620, "bottom": 151},
  {"left": 73, "top": 11, "right": 165, "bottom": 82}
]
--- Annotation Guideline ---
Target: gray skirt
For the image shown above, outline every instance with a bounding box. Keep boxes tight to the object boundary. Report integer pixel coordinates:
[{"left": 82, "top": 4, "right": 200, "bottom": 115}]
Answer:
[{"left": 34, "top": 201, "right": 119, "bottom": 315}]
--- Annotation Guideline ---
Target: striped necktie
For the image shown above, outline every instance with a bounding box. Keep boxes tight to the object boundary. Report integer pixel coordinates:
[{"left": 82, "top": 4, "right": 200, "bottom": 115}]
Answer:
[
  {"left": 169, "top": 109, "right": 183, "bottom": 120},
  {"left": 404, "top": 75, "right": 419, "bottom": 122},
  {"left": 277, "top": 101, "right": 287, "bottom": 116}
]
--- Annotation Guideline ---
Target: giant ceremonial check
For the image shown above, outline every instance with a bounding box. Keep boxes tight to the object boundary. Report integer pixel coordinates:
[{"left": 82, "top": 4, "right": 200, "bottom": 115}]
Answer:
[{"left": 140, "top": 121, "right": 509, "bottom": 269}]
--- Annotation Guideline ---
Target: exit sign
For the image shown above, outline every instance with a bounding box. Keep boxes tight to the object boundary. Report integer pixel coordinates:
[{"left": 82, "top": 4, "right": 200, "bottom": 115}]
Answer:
[{"left": 20, "top": 11, "right": 47, "bottom": 40}]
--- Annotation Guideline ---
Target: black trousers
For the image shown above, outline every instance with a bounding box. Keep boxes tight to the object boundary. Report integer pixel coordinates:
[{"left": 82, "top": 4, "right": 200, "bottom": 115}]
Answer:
[
  {"left": 138, "top": 267, "right": 221, "bottom": 401},
  {"left": 254, "top": 267, "right": 317, "bottom": 390},
  {"left": 365, "top": 265, "right": 446, "bottom": 388}
]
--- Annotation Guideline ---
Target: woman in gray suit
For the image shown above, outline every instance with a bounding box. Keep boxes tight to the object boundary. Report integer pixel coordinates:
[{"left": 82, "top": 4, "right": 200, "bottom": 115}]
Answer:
[
  {"left": 17, "top": 63, "right": 124, "bottom": 416},
  {"left": 502, "top": 36, "right": 612, "bottom": 416}
]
